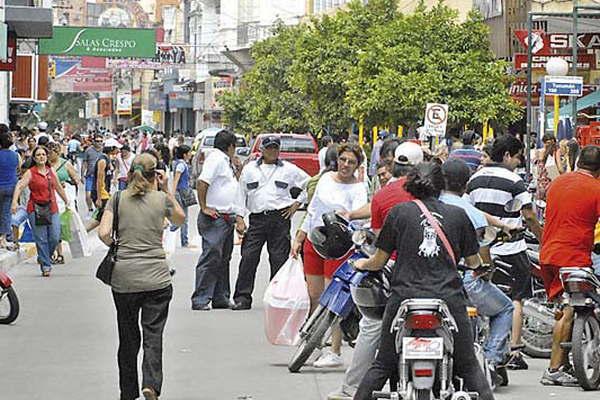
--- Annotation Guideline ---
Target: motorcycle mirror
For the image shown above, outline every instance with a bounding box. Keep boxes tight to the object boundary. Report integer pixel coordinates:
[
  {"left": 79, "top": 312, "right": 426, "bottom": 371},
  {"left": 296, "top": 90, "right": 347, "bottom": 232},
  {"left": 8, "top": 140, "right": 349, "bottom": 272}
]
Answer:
[
  {"left": 504, "top": 199, "right": 523, "bottom": 213},
  {"left": 535, "top": 199, "right": 546, "bottom": 209}
]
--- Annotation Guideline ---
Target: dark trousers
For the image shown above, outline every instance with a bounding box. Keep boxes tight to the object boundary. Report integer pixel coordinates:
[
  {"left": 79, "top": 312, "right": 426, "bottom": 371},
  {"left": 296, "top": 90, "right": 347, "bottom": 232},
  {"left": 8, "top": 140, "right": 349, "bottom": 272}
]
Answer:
[
  {"left": 191, "top": 212, "right": 234, "bottom": 307},
  {"left": 354, "top": 294, "right": 494, "bottom": 400},
  {"left": 233, "top": 212, "right": 291, "bottom": 305},
  {"left": 112, "top": 285, "right": 173, "bottom": 400}
]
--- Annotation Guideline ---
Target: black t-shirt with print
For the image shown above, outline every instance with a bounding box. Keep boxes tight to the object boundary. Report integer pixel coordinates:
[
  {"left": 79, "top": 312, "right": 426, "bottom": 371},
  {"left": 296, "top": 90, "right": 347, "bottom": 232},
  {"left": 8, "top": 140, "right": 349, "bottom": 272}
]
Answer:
[{"left": 376, "top": 198, "right": 479, "bottom": 299}]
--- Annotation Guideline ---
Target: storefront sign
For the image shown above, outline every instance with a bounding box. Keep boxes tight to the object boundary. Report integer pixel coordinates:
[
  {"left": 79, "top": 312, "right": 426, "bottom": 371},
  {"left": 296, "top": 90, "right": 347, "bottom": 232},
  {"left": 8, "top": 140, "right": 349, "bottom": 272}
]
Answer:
[
  {"left": 116, "top": 92, "right": 132, "bottom": 115},
  {"left": 0, "top": 32, "right": 17, "bottom": 71},
  {"left": 39, "top": 27, "right": 156, "bottom": 58},
  {"left": 514, "top": 53, "right": 595, "bottom": 71},
  {"left": 106, "top": 44, "right": 186, "bottom": 69},
  {"left": 50, "top": 57, "right": 112, "bottom": 93},
  {"left": 515, "top": 30, "right": 600, "bottom": 54},
  {"left": 99, "top": 97, "right": 113, "bottom": 117}
]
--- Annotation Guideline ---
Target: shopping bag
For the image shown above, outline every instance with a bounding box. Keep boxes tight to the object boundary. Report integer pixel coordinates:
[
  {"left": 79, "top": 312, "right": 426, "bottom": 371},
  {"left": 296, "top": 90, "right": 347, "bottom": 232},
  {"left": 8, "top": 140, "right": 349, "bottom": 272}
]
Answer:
[
  {"left": 60, "top": 209, "right": 73, "bottom": 242},
  {"left": 163, "top": 227, "right": 178, "bottom": 260},
  {"left": 263, "top": 257, "right": 310, "bottom": 346},
  {"left": 68, "top": 211, "right": 91, "bottom": 258},
  {"left": 545, "top": 152, "right": 560, "bottom": 181}
]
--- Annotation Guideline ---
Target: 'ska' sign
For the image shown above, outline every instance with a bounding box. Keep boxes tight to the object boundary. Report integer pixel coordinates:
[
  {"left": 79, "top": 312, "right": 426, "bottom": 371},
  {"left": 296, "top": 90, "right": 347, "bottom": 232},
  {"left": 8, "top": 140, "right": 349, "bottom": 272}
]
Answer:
[{"left": 39, "top": 27, "right": 156, "bottom": 58}]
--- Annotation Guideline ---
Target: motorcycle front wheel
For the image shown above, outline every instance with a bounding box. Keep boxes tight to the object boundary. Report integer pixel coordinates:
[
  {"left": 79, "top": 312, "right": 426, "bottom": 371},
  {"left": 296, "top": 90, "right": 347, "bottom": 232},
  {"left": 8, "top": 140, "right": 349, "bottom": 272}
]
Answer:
[
  {"left": 0, "top": 286, "right": 19, "bottom": 324},
  {"left": 572, "top": 311, "right": 600, "bottom": 390},
  {"left": 522, "top": 299, "right": 553, "bottom": 359},
  {"left": 288, "top": 308, "right": 336, "bottom": 373}
]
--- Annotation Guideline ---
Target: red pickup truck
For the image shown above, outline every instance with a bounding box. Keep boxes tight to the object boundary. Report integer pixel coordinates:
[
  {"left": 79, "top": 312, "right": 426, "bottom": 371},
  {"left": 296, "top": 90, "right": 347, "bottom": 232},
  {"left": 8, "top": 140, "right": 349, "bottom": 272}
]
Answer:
[{"left": 248, "top": 133, "right": 320, "bottom": 176}]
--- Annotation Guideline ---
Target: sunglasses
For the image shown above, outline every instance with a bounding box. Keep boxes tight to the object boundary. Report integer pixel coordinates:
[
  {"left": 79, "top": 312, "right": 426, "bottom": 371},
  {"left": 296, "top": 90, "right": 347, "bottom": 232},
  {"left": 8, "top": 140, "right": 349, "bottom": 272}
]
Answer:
[{"left": 338, "top": 156, "right": 358, "bottom": 166}]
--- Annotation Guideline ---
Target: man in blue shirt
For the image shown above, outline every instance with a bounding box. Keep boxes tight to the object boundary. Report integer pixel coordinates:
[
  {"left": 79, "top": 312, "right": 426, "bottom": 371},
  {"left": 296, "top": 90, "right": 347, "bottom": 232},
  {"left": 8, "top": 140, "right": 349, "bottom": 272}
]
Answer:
[
  {"left": 441, "top": 158, "right": 514, "bottom": 386},
  {"left": 449, "top": 131, "right": 484, "bottom": 172}
]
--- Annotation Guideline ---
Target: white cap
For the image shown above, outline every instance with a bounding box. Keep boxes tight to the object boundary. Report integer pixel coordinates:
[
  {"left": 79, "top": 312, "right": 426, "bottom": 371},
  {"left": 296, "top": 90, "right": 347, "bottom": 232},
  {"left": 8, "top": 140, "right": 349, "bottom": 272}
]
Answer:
[
  {"left": 37, "top": 121, "right": 48, "bottom": 131},
  {"left": 394, "top": 142, "right": 424, "bottom": 166},
  {"left": 104, "top": 138, "right": 122, "bottom": 149}
]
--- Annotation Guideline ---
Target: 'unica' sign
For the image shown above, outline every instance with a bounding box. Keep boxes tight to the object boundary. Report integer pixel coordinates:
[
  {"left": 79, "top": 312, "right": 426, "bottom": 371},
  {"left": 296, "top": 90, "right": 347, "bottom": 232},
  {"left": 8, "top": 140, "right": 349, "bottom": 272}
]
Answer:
[{"left": 39, "top": 27, "right": 156, "bottom": 58}]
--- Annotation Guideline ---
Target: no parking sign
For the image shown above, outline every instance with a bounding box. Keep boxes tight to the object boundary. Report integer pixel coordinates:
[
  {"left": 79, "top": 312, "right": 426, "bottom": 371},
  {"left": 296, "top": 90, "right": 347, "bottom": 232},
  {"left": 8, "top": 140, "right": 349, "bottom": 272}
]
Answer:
[{"left": 424, "top": 103, "right": 449, "bottom": 137}]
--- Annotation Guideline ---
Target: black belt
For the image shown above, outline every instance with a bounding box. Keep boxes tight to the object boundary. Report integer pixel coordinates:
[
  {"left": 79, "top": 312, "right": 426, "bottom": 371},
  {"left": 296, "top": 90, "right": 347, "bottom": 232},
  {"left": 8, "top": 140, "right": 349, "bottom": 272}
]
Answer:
[{"left": 251, "top": 207, "right": 288, "bottom": 216}]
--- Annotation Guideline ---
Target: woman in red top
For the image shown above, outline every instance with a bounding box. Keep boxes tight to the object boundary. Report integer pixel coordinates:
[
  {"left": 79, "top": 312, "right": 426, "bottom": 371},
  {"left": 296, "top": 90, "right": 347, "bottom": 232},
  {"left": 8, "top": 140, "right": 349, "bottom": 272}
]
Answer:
[{"left": 11, "top": 146, "right": 69, "bottom": 276}]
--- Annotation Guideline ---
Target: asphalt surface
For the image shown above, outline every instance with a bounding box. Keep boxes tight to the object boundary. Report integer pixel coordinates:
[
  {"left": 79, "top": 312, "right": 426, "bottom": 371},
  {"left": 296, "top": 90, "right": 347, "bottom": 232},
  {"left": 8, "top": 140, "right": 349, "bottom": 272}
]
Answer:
[{"left": 0, "top": 210, "right": 598, "bottom": 400}]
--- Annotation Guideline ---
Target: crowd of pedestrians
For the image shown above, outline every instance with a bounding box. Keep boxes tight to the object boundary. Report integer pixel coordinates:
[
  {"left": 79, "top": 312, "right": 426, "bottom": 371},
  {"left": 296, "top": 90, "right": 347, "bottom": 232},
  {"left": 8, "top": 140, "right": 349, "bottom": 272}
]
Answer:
[{"left": 4, "top": 121, "right": 600, "bottom": 400}]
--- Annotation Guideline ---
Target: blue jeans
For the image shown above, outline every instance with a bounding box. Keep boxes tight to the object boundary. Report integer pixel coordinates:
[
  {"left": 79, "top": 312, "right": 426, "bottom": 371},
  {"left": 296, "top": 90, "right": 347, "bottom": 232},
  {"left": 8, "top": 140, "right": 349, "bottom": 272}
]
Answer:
[
  {"left": 173, "top": 191, "right": 189, "bottom": 247},
  {"left": 0, "top": 185, "right": 15, "bottom": 235},
  {"left": 191, "top": 212, "right": 234, "bottom": 307},
  {"left": 28, "top": 212, "right": 61, "bottom": 271},
  {"left": 463, "top": 271, "right": 514, "bottom": 365}
]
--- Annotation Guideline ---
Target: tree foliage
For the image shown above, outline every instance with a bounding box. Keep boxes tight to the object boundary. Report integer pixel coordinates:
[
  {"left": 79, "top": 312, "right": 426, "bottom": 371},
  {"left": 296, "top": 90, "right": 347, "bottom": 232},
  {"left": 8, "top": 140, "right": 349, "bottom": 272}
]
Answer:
[
  {"left": 223, "top": 0, "right": 522, "bottom": 135},
  {"left": 41, "top": 93, "right": 87, "bottom": 129}
]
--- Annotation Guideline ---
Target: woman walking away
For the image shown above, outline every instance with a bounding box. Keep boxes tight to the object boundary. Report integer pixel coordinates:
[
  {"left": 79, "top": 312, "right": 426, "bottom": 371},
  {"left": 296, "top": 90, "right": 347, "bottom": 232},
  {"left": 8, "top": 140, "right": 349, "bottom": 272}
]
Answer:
[
  {"left": 11, "top": 146, "right": 69, "bottom": 276},
  {"left": 171, "top": 145, "right": 193, "bottom": 247},
  {"left": 0, "top": 125, "right": 19, "bottom": 250},
  {"left": 98, "top": 153, "right": 184, "bottom": 400}
]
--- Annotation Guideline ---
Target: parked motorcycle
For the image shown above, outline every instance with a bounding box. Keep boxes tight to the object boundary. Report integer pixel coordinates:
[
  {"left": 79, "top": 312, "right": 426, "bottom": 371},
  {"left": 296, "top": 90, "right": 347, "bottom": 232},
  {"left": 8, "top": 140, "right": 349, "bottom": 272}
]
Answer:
[
  {"left": 0, "top": 269, "right": 19, "bottom": 324},
  {"left": 371, "top": 298, "right": 475, "bottom": 400},
  {"left": 287, "top": 214, "right": 376, "bottom": 373},
  {"left": 560, "top": 267, "right": 600, "bottom": 390}
]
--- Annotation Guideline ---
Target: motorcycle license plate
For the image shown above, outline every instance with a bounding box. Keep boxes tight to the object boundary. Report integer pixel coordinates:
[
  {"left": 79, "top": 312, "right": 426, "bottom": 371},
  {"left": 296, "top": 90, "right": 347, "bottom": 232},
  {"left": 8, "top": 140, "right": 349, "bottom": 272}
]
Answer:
[{"left": 402, "top": 337, "right": 444, "bottom": 359}]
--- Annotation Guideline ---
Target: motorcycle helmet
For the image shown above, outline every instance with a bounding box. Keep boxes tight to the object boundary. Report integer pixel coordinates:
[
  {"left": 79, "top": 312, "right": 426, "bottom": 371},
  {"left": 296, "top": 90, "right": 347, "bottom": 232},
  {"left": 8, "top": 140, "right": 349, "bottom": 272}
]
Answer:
[
  {"left": 309, "top": 212, "right": 353, "bottom": 259},
  {"left": 350, "top": 271, "right": 390, "bottom": 320}
]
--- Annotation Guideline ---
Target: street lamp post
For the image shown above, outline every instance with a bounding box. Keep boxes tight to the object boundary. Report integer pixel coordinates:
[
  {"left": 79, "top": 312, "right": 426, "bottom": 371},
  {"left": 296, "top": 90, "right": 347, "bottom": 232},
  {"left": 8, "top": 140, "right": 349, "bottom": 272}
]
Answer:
[{"left": 544, "top": 57, "right": 570, "bottom": 137}]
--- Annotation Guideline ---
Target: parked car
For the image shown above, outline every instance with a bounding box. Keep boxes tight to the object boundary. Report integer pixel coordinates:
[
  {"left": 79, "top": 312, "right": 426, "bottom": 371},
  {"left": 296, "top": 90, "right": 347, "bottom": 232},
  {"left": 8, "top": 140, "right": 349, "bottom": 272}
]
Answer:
[
  {"left": 247, "top": 133, "right": 320, "bottom": 176},
  {"left": 190, "top": 127, "right": 248, "bottom": 180}
]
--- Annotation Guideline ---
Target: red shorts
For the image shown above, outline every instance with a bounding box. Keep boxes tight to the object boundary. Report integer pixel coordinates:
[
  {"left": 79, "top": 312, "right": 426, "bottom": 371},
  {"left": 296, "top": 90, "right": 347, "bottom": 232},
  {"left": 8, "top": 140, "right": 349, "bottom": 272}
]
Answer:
[{"left": 303, "top": 239, "right": 348, "bottom": 279}]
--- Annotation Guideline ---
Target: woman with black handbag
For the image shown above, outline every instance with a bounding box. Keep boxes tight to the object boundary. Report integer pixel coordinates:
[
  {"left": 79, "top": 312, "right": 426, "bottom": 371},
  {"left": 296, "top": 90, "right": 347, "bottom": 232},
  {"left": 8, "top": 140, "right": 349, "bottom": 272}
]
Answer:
[
  {"left": 98, "top": 153, "right": 184, "bottom": 400},
  {"left": 10, "top": 146, "right": 69, "bottom": 277},
  {"left": 171, "top": 145, "right": 195, "bottom": 248}
]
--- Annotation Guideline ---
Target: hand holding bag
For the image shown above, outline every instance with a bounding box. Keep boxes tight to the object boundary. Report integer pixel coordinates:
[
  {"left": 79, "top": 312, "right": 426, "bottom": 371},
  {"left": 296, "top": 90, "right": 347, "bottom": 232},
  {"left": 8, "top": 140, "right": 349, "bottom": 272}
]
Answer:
[
  {"left": 178, "top": 187, "right": 197, "bottom": 207},
  {"left": 96, "top": 191, "right": 121, "bottom": 285},
  {"left": 34, "top": 172, "right": 54, "bottom": 226}
]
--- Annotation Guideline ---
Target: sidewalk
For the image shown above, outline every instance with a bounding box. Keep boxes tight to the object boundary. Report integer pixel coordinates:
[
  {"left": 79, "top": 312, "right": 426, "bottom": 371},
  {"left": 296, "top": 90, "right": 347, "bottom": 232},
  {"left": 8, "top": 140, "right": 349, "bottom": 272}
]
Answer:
[{"left": 0, "top": 244, "right": 37, "bottom": 273}]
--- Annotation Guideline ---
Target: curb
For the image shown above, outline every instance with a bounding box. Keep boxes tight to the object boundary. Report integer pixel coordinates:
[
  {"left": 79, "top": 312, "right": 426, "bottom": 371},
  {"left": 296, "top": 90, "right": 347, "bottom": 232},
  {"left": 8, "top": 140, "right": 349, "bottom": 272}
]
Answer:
[{"left": 0, "top": 244, "right": 37, "bottom": 273}]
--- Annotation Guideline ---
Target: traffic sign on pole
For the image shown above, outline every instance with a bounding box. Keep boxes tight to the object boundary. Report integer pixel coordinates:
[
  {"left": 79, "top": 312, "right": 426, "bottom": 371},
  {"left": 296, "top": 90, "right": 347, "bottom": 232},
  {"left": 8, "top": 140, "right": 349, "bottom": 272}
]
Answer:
[
  {"left": 543, "top": 76, "right": 583, "bottom": 96},
  {"left": 424, "top": 103, "right": 449, "bottom": 137}
]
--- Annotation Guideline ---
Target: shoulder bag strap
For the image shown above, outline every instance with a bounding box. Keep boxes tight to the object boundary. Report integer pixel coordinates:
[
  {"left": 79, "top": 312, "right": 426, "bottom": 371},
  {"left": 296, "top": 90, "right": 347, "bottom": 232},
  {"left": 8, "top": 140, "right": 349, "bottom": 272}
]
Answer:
[
  {"left": 112, "top": 191, "right": 121, "bottom": 242},
  {"left": 413, "top": 199, "right": 457, "bottom": 267}
]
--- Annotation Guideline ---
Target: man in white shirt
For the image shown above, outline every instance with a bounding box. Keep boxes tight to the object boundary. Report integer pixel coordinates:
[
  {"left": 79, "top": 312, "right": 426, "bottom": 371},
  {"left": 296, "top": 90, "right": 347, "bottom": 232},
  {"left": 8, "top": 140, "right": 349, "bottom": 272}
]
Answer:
[
  {"left": 319, "top": 135, "right": 334, "bottom": 172},
  {"left": 192, "top": 130, "right": 245, "bottom": 311},
  {"left": 232, "top": 136, "right": 309, "bottom": 310}
]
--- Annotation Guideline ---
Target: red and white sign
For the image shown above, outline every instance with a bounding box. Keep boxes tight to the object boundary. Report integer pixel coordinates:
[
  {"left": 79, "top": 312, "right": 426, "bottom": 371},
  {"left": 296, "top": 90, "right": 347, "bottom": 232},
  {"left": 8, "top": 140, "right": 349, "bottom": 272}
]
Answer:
[
  {"left": 0, "top": 32, "right": 16, "bottom": 71},
  {"left": 514, "top": 53, "right": 596, "bottom": 71},
  {"left": 515, "top": 30, "right": 600, "bottom": 54}
]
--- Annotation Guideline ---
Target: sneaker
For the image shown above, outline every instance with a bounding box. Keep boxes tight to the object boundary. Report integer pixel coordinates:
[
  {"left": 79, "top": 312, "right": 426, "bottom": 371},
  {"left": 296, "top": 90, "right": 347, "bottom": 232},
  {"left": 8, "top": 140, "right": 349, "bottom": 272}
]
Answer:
[
  {"left": 540, "top": 367, "right": 580, "bottom": 387},
  {"left": 505, "top": 352, "right": 528, "bottom": 370},
  {"left": 327, "top": 388, "right": 353, "bottom": 400},
  {"left": 313, "top": 350, "right": 343, "bottom": 368}
]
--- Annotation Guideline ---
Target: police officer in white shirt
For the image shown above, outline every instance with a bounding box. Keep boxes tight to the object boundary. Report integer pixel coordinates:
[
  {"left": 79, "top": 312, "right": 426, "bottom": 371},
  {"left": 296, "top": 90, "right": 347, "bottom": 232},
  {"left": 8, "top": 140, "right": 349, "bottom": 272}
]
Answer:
[
  {"left": 232, "top": 136, "right": 310, "bottom": 310},
  {"left": 191, "top": 130, "right": 245, "bottom": 311}
]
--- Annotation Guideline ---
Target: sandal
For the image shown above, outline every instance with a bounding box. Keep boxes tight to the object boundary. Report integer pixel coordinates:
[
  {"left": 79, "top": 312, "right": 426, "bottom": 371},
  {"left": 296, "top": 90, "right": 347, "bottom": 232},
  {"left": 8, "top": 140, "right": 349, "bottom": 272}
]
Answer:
[
  {"left": 5, "top": 243, "right": 19, "bottom": 252},
  {"left": 55, "top": 255, "right": 65, "bottom": 264}
]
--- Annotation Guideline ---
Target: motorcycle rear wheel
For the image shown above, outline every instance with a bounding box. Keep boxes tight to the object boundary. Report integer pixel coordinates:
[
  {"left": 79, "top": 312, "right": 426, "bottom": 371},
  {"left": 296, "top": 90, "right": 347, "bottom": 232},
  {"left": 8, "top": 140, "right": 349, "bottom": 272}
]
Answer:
[
  {"left": 0, "top": 286, "right": 19, "bottom": 324},
  {"left": 415, "top": 389, "right": 432, "bottom": 400},
  {"left": 572, "top": 311, "right": 600, "bottom": 390},
  {"left": 288, "top": 309, "right": 336, "bottom": 373},
  {"left": 522, "top": 299, "right": 553, "bottom": 359}
]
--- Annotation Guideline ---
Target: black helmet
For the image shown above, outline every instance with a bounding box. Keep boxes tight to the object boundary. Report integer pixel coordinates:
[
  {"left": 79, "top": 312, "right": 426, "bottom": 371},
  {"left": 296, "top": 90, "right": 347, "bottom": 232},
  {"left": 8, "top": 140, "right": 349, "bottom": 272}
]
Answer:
[
  {"left": 350, "top": 270, "right": 390, "bottom": 320},
  {"left": 309, "top": 212, "right": 353, "bottom": 259}
]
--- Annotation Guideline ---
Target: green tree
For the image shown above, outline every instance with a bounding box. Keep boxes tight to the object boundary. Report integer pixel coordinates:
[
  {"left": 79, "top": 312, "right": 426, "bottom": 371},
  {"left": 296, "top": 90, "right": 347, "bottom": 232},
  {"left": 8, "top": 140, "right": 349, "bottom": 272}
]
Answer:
[
  {"left": 345, "top": 4, "right": 522, "bottom": 129},
  {"left": 41, "top": 93, "right": 87, "bottom": 129}
]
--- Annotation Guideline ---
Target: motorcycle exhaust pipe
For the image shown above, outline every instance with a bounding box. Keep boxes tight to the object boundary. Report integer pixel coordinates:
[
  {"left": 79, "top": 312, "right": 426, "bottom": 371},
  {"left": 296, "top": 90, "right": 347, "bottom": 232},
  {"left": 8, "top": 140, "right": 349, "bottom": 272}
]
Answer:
[{"left": 523, "top": 299, "right": 555, "bottom": 326}]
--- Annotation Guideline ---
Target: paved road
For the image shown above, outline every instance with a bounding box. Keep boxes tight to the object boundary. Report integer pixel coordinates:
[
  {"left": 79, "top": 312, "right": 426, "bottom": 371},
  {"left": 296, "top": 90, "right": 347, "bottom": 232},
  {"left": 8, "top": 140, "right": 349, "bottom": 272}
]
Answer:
[{"left": 0, "top": 211, "right": 597, "bottom": 400}]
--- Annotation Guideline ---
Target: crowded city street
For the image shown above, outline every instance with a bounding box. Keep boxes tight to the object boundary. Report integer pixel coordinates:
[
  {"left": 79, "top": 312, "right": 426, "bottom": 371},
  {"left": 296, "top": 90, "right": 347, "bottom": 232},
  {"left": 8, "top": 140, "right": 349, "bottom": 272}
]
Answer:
[{"left": 0, "top": 207, "right": 598, "bottom": 400}]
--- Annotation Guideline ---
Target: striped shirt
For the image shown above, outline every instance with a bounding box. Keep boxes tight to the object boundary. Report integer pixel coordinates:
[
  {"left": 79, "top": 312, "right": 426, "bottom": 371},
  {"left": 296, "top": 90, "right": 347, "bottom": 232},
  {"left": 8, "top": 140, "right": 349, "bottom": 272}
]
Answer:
[
  {"left": 449, "top": 146, "right": 483, "bottom": 172},
  {"left": 467, "top": 164, "right": 532, "bottom": 256}
]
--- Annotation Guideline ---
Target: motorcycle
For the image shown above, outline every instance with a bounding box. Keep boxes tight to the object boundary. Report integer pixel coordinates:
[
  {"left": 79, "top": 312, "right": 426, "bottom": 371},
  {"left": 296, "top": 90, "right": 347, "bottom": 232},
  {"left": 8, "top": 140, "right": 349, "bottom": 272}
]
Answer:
[
  {"left": 0, "top": 269, "right": 19, "bottom": 324},
  {"left": 560, "top": 267, "right": 600, "bottom": 390},
  {"left": 371, "top": 298, "right": 475, "bottom": 400},
  {"left": 287, "top": 215, "right": 376, "bottom": 373}
]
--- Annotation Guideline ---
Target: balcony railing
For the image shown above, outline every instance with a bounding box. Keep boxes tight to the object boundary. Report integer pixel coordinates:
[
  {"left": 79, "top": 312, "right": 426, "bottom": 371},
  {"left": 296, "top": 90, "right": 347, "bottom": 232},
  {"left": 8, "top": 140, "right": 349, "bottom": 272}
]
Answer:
[{"left": 237, "top": 22, "right": 271, "bottom": 47}]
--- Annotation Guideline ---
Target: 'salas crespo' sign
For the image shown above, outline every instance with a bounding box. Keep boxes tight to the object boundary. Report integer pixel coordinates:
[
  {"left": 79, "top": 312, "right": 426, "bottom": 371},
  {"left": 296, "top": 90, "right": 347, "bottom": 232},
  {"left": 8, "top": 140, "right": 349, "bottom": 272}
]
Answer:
[{"left": 39, "top": 27, "right": 156, "bottom": 58}]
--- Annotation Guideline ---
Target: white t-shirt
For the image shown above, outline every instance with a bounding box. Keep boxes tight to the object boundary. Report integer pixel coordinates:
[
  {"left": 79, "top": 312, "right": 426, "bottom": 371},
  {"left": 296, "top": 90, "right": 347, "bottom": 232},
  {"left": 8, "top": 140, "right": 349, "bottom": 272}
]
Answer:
[
  {"left": 198, "top": 150, "right": 243, "bottom": 214},
  {"left": 318, "top": 147, "right": 328, "bottom": 172},
  {"left": 302, "top": 171, "right": 368, "bottom": 234},
  {"left": 117, "top": 153, "right": 134, "bottom": 179},
  {"left": 168, "top": 137, "right": 178, "bottom": 151}
]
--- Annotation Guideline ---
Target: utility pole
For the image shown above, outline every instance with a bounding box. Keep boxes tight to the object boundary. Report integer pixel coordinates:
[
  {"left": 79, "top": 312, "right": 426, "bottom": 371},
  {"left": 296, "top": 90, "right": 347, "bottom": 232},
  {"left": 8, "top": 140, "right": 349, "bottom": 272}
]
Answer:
[{"left": 0, "top": 0, "right": 9, "bottom": 125}]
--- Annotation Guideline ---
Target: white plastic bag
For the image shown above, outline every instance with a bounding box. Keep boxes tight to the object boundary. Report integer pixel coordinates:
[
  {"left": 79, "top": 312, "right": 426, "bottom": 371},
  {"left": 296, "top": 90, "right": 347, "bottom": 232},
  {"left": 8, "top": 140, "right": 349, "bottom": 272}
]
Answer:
[
  {"left": 163, "top": 228, "right": 178, "bottom": 260},
  {"left": 68, "top": 211, "right": 91, "bottom": 258},
  {"left": 263, "top": 257, "right": 310, "bottom": 346}
]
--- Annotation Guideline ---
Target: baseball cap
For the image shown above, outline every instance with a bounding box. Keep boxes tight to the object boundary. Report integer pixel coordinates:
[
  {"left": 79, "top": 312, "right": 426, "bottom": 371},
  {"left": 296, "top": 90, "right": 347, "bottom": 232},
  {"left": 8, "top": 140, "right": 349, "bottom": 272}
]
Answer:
[
  {"left": 394, "top": 142, "right": 423, "bottom": 166},
  {"left": 260, "top": 135, "right": 281, "bottom": 149},
  {"left": 104, "top": 138, "right": 122, "bottom": 149}
]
